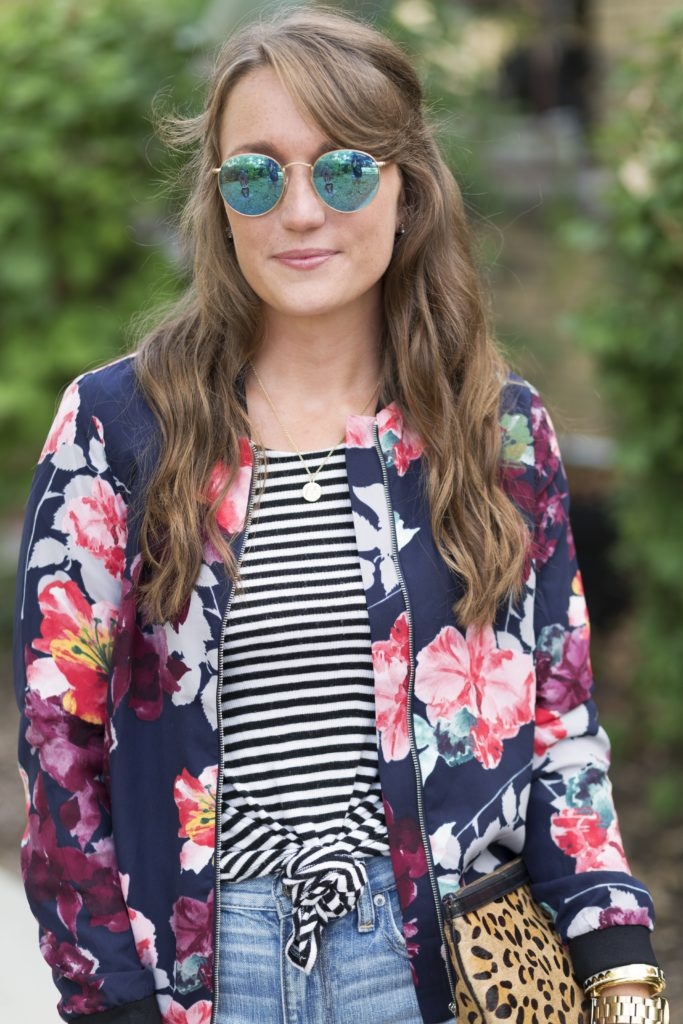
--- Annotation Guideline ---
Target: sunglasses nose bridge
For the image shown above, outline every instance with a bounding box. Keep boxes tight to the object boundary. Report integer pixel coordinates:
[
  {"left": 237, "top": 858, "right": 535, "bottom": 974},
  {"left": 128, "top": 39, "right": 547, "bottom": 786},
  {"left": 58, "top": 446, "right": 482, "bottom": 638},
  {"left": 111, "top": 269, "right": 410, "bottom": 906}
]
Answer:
[
  {"left": 281, "top": 160, "right": 315, "bottom": 191},
  {"left": 278, "top": 160, "right": 324, "bottom": 214}
]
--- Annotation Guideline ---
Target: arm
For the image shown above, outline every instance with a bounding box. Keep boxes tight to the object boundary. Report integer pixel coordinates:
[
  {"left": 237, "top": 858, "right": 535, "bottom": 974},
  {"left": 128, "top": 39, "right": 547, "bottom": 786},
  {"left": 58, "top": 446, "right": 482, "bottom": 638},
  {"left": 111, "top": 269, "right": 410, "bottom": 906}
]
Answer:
[
  {"left": 520, "top": 391, "right": 657, "bottom": 980},
  {"left": 14, "top": 376, "right": 161, "bottom": 1022}
]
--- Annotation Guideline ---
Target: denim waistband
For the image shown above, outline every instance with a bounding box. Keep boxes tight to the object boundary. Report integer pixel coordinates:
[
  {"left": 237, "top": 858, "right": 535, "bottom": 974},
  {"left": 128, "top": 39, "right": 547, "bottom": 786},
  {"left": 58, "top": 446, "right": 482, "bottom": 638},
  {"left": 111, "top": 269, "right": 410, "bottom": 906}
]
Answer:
[{"left": 220, "top": 854, "right": 397, "bottom": 934}]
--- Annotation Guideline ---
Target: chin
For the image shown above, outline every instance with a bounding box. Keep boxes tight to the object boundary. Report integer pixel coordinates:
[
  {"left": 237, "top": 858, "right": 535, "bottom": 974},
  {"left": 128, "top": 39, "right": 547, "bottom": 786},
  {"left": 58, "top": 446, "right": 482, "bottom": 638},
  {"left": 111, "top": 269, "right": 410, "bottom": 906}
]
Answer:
[{"left": 266, "top": 295, "right": 356, "bottom": 320}]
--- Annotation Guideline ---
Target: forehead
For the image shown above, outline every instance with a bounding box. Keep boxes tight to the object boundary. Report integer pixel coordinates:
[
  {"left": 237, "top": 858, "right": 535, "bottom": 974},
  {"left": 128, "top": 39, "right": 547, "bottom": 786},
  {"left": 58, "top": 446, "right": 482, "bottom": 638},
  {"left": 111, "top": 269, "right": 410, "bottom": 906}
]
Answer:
[{"left": 218, "top": 67, "right": 329, "bottom": 159}]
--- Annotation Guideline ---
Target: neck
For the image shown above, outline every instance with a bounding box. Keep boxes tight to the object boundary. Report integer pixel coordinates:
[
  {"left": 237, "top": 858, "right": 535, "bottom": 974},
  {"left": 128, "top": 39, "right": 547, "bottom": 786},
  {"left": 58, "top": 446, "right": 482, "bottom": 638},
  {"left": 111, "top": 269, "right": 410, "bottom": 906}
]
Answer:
[
  {"left": 256, "top": 306, "right": 382, "bottom": 395},
  {"left": 247, "top": 312, "right": 382, "bottom": 451}
]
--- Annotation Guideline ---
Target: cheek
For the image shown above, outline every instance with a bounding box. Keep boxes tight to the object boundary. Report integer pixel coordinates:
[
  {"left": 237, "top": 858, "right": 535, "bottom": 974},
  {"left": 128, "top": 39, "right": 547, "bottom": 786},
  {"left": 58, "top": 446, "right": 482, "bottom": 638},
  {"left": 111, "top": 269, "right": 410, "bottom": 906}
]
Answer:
[
  {"left": 229, "top": 226, "right": 264, "bottom": 283},
  {"left": 231, "top": 246, "right": 262, "bottom": 297},
  {"left": 358, "top": 213, "right": 399, "bottom": 277}
]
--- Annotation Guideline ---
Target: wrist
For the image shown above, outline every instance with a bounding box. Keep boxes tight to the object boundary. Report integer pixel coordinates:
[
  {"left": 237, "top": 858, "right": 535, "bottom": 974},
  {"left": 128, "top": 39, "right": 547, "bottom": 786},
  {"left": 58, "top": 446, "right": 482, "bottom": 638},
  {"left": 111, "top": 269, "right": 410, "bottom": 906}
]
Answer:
[{"left": 604, "top": 985, "right": 661, "bottom": 997}]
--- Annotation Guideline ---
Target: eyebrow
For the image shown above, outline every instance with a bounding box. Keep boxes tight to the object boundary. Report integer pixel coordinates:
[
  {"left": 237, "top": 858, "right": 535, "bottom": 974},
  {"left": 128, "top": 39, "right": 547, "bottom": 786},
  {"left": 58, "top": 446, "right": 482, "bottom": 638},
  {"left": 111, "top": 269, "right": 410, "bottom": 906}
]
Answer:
[{"left": 223, "top": 139, "right": 339, "bottom": 162}]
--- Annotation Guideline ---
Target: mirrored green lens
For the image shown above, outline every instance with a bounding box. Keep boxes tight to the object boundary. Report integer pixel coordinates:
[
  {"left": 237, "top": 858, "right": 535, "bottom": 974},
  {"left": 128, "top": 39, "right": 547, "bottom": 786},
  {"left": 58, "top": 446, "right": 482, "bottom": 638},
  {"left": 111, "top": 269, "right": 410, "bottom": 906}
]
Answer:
[
  {"left": 313, "top": 150, "right": 380, "bottom": 212},
  {"left": 218, "top": 154, "right": 284, "bottom": 216}
]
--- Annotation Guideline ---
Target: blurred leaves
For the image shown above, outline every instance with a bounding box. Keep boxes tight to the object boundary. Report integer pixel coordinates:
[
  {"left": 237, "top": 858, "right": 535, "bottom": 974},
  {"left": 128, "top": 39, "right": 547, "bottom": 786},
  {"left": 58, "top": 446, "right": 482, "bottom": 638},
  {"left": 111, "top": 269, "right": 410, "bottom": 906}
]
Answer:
[
  {"left": 383, "top": 0, "right": 524, "bottom": 204},
  {"left": 570, "top": 9, "right": 683, "bottom": 752},
  {"left": 0, "top": 0, "right": 200, "bottom": 512}
]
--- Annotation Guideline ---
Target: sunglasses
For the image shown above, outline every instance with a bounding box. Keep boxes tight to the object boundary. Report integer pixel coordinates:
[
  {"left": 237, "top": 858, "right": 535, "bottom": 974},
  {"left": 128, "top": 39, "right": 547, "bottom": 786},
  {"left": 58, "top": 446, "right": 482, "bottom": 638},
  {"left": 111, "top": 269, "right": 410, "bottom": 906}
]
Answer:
[{"left": 213, "top": 149, "right": 386, "bottom": 216}]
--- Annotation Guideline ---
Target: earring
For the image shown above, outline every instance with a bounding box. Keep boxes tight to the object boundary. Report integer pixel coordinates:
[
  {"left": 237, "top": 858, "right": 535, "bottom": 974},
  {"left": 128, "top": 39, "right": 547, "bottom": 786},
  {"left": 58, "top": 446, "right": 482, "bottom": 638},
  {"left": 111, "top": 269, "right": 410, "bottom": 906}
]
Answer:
[
  {"left": 226, "top": 226, "right": 233, "bottom": 241},
  {"left": 395, "top": 225, "right": 406, "bottom": 238}
]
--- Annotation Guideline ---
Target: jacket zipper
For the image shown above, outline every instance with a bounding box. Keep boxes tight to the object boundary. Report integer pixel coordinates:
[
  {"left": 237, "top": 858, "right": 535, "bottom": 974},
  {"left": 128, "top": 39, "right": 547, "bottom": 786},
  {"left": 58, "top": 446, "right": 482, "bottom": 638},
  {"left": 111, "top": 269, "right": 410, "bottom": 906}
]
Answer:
[
  {"left": 372, "top": 426, "right": 457, "bottom": 1012},
  {"left": 210, "top": 443, "right": 259, "bottom": 1024}
]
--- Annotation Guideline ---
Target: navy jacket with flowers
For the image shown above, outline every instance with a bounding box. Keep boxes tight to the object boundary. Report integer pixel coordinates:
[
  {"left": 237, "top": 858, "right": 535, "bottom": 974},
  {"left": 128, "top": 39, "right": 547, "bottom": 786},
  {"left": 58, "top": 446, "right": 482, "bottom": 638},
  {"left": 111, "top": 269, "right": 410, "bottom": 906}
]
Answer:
[{"left": 14, "top": 356, "right": 656, "bottom": 1024}]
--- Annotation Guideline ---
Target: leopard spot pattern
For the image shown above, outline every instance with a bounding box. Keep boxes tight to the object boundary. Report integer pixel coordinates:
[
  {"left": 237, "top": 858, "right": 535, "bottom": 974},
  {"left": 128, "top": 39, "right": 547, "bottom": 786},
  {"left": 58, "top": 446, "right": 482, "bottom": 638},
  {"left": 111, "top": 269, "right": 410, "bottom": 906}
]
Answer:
[{"left": 444, "top": 882, "right": 590, "bottom": 1024}]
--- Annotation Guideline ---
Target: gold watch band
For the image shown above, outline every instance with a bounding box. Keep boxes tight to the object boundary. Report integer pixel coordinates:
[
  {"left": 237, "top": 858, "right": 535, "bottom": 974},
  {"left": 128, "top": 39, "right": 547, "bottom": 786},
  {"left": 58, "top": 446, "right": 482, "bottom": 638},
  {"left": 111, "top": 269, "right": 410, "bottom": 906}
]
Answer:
[
  {"left": 585, "top": 964, "right": 666, "bottom": 996},
  {"left": 590, "top": 994, "right": 669, "bottom": 1024}
]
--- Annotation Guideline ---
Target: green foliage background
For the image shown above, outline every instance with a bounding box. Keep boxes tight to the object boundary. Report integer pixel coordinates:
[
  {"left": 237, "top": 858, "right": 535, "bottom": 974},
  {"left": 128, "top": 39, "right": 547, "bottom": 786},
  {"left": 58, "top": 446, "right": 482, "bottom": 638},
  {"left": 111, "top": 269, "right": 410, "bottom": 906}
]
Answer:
[
  {"left": 570, "top": 10, "right": 683, "bottom": 759},
  {"left": 0, "top": 0, "right": 200, "bottom": 512}
]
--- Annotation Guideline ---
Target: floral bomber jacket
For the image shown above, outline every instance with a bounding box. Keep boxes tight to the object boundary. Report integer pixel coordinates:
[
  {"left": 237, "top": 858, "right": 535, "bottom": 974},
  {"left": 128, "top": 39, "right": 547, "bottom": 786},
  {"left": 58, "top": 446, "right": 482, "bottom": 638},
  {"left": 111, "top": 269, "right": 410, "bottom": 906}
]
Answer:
[{"left": 14, "top": 356, "right": 657, "bottom": 1024}]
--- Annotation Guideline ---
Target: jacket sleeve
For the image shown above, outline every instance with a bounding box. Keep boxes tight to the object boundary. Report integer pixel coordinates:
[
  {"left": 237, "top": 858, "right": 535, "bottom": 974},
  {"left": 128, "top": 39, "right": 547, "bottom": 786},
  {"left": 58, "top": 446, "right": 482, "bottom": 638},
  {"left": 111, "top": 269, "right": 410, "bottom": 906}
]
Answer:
[
  {"left": 13, "top": 376, "right": 162, "bottom": 1022},
  {"left": 520, "top": 390, "right": 658, "bottom": 981}
]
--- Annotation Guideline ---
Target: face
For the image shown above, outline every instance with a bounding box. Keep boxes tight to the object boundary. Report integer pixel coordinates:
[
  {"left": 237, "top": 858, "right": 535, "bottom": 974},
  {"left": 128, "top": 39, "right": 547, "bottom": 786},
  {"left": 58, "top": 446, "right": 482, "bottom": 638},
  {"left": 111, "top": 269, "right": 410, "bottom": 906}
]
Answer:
[{"left": 217, "top": 67, "right": 403, "bottom": 331}]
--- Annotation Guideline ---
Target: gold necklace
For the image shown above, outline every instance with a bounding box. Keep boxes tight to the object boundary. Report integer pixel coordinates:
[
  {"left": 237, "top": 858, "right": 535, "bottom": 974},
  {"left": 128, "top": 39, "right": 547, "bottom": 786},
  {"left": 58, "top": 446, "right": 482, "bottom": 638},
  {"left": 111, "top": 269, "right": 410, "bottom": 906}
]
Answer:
[{"left": 250, "top": 364, "right": 379, "bottom": 503}]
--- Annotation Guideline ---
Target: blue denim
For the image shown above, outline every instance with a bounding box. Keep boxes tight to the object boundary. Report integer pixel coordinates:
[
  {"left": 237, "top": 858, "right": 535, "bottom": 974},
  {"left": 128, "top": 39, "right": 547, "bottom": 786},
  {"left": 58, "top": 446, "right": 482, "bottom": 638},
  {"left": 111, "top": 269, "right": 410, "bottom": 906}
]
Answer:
[{"left": 217, "top": 855, "right": 451, "bottom": 1024}]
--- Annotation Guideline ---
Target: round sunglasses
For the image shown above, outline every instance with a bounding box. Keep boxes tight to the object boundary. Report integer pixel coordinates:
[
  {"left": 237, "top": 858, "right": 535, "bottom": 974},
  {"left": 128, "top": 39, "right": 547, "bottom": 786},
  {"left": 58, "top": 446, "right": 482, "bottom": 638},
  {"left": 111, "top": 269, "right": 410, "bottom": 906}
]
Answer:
[{"left": 213, "top": 149, "right": 386, "bottom": 216}]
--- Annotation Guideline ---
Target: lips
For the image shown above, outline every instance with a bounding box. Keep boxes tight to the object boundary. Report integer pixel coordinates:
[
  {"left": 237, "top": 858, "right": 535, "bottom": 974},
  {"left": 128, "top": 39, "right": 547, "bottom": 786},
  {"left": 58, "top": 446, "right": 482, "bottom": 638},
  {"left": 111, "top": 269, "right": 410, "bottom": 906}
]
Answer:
[{"left": 272, "top": 248, "right": 337, "bottom": 269}]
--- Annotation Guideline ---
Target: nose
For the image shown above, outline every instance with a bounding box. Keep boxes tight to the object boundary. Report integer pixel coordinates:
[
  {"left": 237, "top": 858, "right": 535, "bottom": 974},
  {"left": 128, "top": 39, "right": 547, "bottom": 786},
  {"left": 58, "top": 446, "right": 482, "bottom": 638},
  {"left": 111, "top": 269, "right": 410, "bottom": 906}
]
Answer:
[{"left": 278, "top": 163, "right": 326, "bottom": 231}]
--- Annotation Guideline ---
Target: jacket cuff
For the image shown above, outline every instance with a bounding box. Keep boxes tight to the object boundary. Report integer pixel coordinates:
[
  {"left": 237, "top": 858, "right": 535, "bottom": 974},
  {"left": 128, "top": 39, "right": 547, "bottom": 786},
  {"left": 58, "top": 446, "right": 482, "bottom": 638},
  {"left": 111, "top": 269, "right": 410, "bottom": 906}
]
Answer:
[
  {"left": 568, "top": 925, "right": 659, "bottom": 986},
  {"left": 69, "top": 996, "right": 163, "bottom": 1024}
]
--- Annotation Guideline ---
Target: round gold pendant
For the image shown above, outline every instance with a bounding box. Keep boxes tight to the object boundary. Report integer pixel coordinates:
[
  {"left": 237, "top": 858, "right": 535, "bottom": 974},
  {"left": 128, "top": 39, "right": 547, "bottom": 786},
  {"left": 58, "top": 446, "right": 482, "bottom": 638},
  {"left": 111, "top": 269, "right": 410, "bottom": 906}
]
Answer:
[{"left": 302, "top": 480, "right": 322, "bottom": 502}]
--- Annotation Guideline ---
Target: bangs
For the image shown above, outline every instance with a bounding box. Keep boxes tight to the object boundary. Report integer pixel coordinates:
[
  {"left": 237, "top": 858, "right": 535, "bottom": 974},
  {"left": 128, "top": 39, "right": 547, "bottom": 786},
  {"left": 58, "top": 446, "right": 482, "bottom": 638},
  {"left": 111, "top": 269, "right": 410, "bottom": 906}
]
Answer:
[{"left": 211, "top": 12, "right": 420, "bottom": 164}]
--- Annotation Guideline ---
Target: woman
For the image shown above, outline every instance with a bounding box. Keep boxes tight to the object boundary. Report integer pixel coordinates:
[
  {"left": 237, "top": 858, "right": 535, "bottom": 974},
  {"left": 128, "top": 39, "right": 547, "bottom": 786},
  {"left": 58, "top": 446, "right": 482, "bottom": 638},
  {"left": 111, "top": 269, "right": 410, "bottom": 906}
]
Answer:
[{"left": 14, "top": 8, "right": 665, "bottom": 1024}]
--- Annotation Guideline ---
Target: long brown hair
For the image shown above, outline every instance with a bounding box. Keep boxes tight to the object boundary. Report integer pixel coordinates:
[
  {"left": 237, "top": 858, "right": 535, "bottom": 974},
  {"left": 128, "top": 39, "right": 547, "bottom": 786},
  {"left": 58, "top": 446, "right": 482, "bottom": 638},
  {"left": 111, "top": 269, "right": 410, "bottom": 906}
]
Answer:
[{"left": 135, "top": 6, "right": 528, "bottom": 625}]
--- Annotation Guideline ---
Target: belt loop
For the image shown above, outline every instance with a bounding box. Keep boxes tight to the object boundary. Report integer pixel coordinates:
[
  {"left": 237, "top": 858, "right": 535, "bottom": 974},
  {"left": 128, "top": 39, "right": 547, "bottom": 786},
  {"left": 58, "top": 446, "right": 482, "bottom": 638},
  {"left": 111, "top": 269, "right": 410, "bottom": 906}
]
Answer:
[
  {"left": 272, "top": 874, "right": 291, "bottom": 921},
  {"left": 356, "top": 875, "right": 375, "bottom": 933}
]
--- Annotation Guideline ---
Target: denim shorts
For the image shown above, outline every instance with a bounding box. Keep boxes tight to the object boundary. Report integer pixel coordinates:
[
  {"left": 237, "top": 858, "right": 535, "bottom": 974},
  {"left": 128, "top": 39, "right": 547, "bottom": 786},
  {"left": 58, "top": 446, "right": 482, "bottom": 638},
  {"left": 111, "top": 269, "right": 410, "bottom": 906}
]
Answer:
[{"left": 216, "top": 855, "right": 451, "bottom": 1024}]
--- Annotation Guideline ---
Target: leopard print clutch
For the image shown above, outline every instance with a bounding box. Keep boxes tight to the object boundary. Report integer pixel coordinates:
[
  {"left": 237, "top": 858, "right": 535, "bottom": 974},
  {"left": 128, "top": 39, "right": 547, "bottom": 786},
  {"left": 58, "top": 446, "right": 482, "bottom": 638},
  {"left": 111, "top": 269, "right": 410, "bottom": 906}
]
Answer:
[{"left": 442, "top": 858, "right": 590, "bottom": 1024}]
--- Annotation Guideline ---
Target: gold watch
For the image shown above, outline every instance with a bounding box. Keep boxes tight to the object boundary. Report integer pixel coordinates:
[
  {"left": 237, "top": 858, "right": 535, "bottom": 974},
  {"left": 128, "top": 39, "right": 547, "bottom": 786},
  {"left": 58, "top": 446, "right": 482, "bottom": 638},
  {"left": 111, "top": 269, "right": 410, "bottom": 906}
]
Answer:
[{"left": 590, "top": 993, "right": 669, "bottom": 1024}]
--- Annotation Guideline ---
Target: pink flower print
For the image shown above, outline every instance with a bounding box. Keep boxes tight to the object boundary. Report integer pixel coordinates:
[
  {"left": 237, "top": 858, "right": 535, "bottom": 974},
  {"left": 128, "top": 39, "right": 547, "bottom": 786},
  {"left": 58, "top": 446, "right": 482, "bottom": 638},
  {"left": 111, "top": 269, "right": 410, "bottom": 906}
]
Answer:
[
  {"left": 532, "top": 488, "right": 568, "bottom": 567},
  {"left": 346, "top": 414, "right": 375, "bottom": 448},
  {"left": 174, "top": 766, "right": 218, "bottom": 872},
  {"left": 128, "top": 905, "right": 158, "bottom": 969},
  {"left": 599, "top": 904, "right": 651, "bottom": 929},
  {"left": 402, "top": 918, "right": 420, "bottom": 983},
  {"left": 108, "top": 562, "right": 187, "bottom": 721},
  {"left": 500, "top": 464, "right": 535, "bottom": 518},
  {"left": 377, "top": 404, "right": 403, "bottom": 437},
  {"left": 161, "top": 999, "right": 213, "bottom": 1024},
  {"left": 530, "top": 395, "right": 562, "bottom": 479},
  {"left": 120, "top": 873, "right": 160, "bottom": 972},
  {"left": 171, "top": 892, "right": 214, "bottom": 963},
  {"left": 33, "top": 579, "right": 117, "bottom": 725},
  {"left": 384, "top": 800, "right": 428, "bottom": 908},
  {"left": 534, "top": 707, "right": 568, "bottom": 758},
  {"left": 170, "top": 891, "right": 214, "bottom": 992},
  {"left": 23, "top": 774, "right": 129, "bottom": 936},
  {"left": 62, "top": 477, "right": 127, "bottom": 579},
  {"left": 536, "top": 623, "right": 592, "bottom": 713},
  {"left": 415, "top": 625, "right": 534, "bottom": 770},
  {"left": 207, "top": 438, "right": 253, "bottom": 535},
  {"left": 39, "top": 381, "right": 80, "bottom": 463},
  {"left": 23, "top": 687, "right": 107, "bottom": 848},
  {"left": 373, "top": 612, "right": 411, "bottom": 761},
  {"left": 550, "top": 808, "right": 629, "bottom": 872},
  {"left": 127, "top": 625, "right": 187, "bottom": 721},
  {"left": 392, "top": 436, "right": 423, "bottom": 476},
  {"left": 377, "top": 403, "right": 423, "bottom": 476},
  {"left": 40, "top": 930, "right": 105, "bottom": 1014}
]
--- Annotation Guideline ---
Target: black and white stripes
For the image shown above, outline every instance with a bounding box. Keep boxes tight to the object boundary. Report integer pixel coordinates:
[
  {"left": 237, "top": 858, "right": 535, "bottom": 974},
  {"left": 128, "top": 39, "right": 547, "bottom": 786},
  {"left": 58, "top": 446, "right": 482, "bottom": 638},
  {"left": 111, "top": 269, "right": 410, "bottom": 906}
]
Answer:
[{"left": 218, "top": 447, "right": 389, "bottom": 954}]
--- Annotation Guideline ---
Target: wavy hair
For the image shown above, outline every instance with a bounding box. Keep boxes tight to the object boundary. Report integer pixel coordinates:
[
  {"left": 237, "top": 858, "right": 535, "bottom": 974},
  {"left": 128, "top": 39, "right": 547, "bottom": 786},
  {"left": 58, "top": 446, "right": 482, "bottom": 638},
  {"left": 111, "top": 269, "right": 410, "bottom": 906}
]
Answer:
[{"left": 135, "top": 5, "right": 528, "bottom": 625}]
